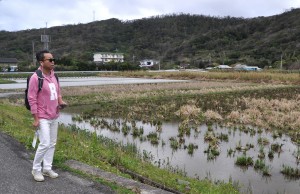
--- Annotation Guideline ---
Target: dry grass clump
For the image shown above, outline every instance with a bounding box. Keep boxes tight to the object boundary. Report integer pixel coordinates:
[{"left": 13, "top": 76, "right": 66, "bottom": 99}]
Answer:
[
  {"left": 226, "top": 111, "right": 240, "bottom": 123},
  {"left": 175, "top": 104, "right": 224, "bottom": 123},
  {"left": 204, "top": 110, "right": 223, "bottom": 122},
  {"left": 226, "top": 95, "right": 300, "bottom": 131},
  {"left": 175, "top": 104, "right": 201, "bottom": 120}
]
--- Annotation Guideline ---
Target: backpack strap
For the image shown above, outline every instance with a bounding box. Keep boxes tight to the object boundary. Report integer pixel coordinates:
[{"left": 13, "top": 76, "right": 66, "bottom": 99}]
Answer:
[
  {"left": 35, "top": 69, "right": 44, "bottom": 92},
  {"left": 54, "top": 73, "right": 59, "bottom": 85},
  {"left": 35, "top": 70, "right": 59, "bottom": 91}
]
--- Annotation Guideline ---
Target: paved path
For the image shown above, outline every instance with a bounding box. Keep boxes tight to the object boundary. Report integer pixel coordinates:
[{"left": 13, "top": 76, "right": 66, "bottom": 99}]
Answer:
[
  {"left": 0, "top": 131, "right": 114, "bottom": 194},
  {"left": 0, "top": 77, "right": 188, "bottom": 98},
  {"left": 0, "top": 77, "right": 188, "bottom": 89}
]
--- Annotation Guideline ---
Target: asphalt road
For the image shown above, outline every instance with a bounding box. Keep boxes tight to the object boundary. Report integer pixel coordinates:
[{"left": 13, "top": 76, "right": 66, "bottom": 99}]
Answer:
[
  {"left": 0, "top": 77, "right": 188, "bottom": 90},
  {"left": 0, "top": 131, "right": 115, "bottom": 194}
]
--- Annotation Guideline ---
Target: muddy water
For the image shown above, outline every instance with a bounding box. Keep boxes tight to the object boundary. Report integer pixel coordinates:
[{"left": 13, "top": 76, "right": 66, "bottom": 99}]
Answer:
[{"left": 58, "top": 112, "right": 300, "bottom": 194}]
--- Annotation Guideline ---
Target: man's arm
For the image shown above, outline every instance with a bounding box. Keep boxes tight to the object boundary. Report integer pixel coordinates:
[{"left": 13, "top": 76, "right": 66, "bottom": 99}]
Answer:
[{"left": 58, "top": 96, "right": 67, "bottom": 109}]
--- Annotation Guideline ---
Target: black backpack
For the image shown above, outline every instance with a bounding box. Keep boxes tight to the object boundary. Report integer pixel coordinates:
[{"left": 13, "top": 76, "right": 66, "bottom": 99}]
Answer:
[{"left": 24, "top": 70, "right": 59, "bottom": 110}]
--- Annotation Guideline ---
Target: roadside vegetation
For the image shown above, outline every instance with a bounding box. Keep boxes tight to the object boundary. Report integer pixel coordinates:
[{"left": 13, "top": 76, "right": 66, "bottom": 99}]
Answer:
[
  {"left": 0, "top": 79, "right": 15, "bottom": 84},
  {"left": 97, "top": 70, "right": 300, "bottom": 85}
]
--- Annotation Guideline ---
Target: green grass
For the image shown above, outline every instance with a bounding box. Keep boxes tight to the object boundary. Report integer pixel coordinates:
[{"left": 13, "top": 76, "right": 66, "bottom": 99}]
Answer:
[
  {"left": 0, "top": 79, "right": 16, "bottom": 84},
  {"left": 235, "top": 155, "right": 254, "bottom": 166},
  {"left": 281, "top": 165, "right": 300, "bottom": 179},
  {"left": 254, "top": 160, "right": 271, "bottom": 176}
]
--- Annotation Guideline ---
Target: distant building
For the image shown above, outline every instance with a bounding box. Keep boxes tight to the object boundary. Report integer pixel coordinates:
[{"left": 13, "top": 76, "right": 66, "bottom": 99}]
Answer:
[
  {"left": 0, "top": 58, "right": 18, "bottom": 71},
  {"left": 180, "top": 63, "right": 190, "bottom": 69},
  {"left": 243, "top": 66, "right": 262, "bottom": 71},
  {"left": 93, "top": 52, "right": 124, "bottom": 64},
  {"left": 216, "top": 65, "right": 232, "bottom": 69},
  {"left": 234, "top": 64, "right": 262, "bottom": 71},
  {"left": 139, "top": 59, "right": 159, "bottom": 67}
]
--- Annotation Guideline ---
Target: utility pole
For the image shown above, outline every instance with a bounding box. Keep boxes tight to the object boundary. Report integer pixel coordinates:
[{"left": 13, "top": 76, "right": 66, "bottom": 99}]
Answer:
[
  {"left": 280, "top": 54, "right": 283, "bottom": 70},
  {"left": 208, "top": 53, "right": 211, "bottom": 65},
  {"left": 32, "top": 41, "right": 36, "bottom": 66},
  {"left": 222, "top": 51, "right": 226, "bottom": 65},
  {"left": 41, "top": 22, "right": 50, "bottom": 50},
  {"left": 158, "top": 60, "right": 161, "bottom": 71},
  {"left": 280, "top": 47, "right": 285, "bottom": 70}
]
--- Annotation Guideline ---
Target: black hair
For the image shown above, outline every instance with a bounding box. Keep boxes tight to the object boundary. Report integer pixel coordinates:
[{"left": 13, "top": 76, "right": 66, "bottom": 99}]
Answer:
[{"left": 36, "top": 50, "right": 50, "bottom": 61}]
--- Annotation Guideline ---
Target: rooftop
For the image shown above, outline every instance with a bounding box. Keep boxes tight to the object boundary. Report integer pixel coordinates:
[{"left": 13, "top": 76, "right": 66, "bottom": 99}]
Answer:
[{"left": 0, "top": 58, "right": 18, "bottom": 63}]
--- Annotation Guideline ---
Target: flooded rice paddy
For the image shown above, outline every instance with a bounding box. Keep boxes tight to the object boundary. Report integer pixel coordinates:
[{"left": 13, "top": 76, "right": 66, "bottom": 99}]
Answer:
[{"left": 58, "top": 111, "right": 300, "bottom": 194}]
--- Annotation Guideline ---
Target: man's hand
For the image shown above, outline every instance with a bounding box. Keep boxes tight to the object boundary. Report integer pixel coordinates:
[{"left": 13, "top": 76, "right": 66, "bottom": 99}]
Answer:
[
  {"left": 32, "top": 114, "right": 39, "bottom": 128},
  {"left": 59, "top": 101, "right": 68, "bottom": 109},
  {"left": 33, "top": 119, "right": 39, "bottom": 128}
]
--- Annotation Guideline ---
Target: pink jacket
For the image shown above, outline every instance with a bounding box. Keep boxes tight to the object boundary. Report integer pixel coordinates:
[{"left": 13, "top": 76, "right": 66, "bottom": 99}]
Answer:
[{"left": 28, "top": 68, "right": 61, "bottom": 119}]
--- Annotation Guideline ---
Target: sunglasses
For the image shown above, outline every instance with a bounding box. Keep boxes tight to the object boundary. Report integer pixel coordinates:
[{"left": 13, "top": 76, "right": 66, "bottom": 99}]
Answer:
[{"left": 44, "top": 58, "right": 56, "bottom": 62}]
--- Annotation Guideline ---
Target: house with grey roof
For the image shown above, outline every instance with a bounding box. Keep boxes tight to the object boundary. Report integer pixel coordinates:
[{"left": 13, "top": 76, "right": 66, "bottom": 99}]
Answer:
[{"left": 0, "top": 58, "right": 18, "bottom": 71}]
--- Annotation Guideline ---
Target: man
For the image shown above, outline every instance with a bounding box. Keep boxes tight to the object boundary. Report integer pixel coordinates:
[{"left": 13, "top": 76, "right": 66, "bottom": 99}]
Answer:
[{"left": 28, "top": 50, "right": 67, "bottom": 182}]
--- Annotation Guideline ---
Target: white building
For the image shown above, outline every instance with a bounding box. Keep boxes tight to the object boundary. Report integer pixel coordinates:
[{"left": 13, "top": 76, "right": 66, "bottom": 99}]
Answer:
[{"left": 93, "top": 52, "right": 124, "bottom": 64}]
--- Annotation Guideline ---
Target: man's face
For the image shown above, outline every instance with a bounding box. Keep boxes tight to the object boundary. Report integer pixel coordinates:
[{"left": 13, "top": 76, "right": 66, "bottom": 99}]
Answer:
[{"left": 41, "top": 53, "right": 55, "bottom": 71}]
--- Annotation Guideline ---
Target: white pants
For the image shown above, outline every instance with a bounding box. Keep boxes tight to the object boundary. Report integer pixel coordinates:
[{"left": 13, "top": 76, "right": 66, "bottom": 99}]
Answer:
[{"left": 32, "top": 118, "right": 58, "bottom": 171}]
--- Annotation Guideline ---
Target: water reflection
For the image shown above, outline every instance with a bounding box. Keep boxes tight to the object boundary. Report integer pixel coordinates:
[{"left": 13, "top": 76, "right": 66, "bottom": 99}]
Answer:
[{"left": 58, "top": 112, "right": 300, "bottom": 194}]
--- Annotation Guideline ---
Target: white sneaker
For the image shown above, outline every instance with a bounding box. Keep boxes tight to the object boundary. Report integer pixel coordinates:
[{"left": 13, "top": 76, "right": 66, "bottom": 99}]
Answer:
[
  {"left": 42, "top": 169, "right": 59, "bottom": 178},
  {"left": 32, "top": 170, "right": 44, "bottom": 182}
]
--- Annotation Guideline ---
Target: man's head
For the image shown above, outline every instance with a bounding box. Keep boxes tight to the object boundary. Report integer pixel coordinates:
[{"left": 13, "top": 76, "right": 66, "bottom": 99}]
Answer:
[
  {"left": 36, "top": 50, "right": 55, "bottom": 72},
  {"left": 36, "top": 50, "right": 51, "bottom": 62}
]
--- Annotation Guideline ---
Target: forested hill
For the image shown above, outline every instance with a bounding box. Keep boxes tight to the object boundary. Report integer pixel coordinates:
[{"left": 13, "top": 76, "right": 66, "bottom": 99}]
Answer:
[{"left": 0, "top": 8, "right": 299, "bottom": 69}]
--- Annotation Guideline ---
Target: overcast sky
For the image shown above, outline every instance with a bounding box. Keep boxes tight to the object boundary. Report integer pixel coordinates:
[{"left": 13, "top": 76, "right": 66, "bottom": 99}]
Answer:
[{"left": 0, "top": 0, "right": 299, "bottom": 32}]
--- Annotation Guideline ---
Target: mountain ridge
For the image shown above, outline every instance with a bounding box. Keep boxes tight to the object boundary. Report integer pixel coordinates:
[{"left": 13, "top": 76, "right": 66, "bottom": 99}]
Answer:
[{"left": 0, "top": 8, "right": 299, "bottom": 69}]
